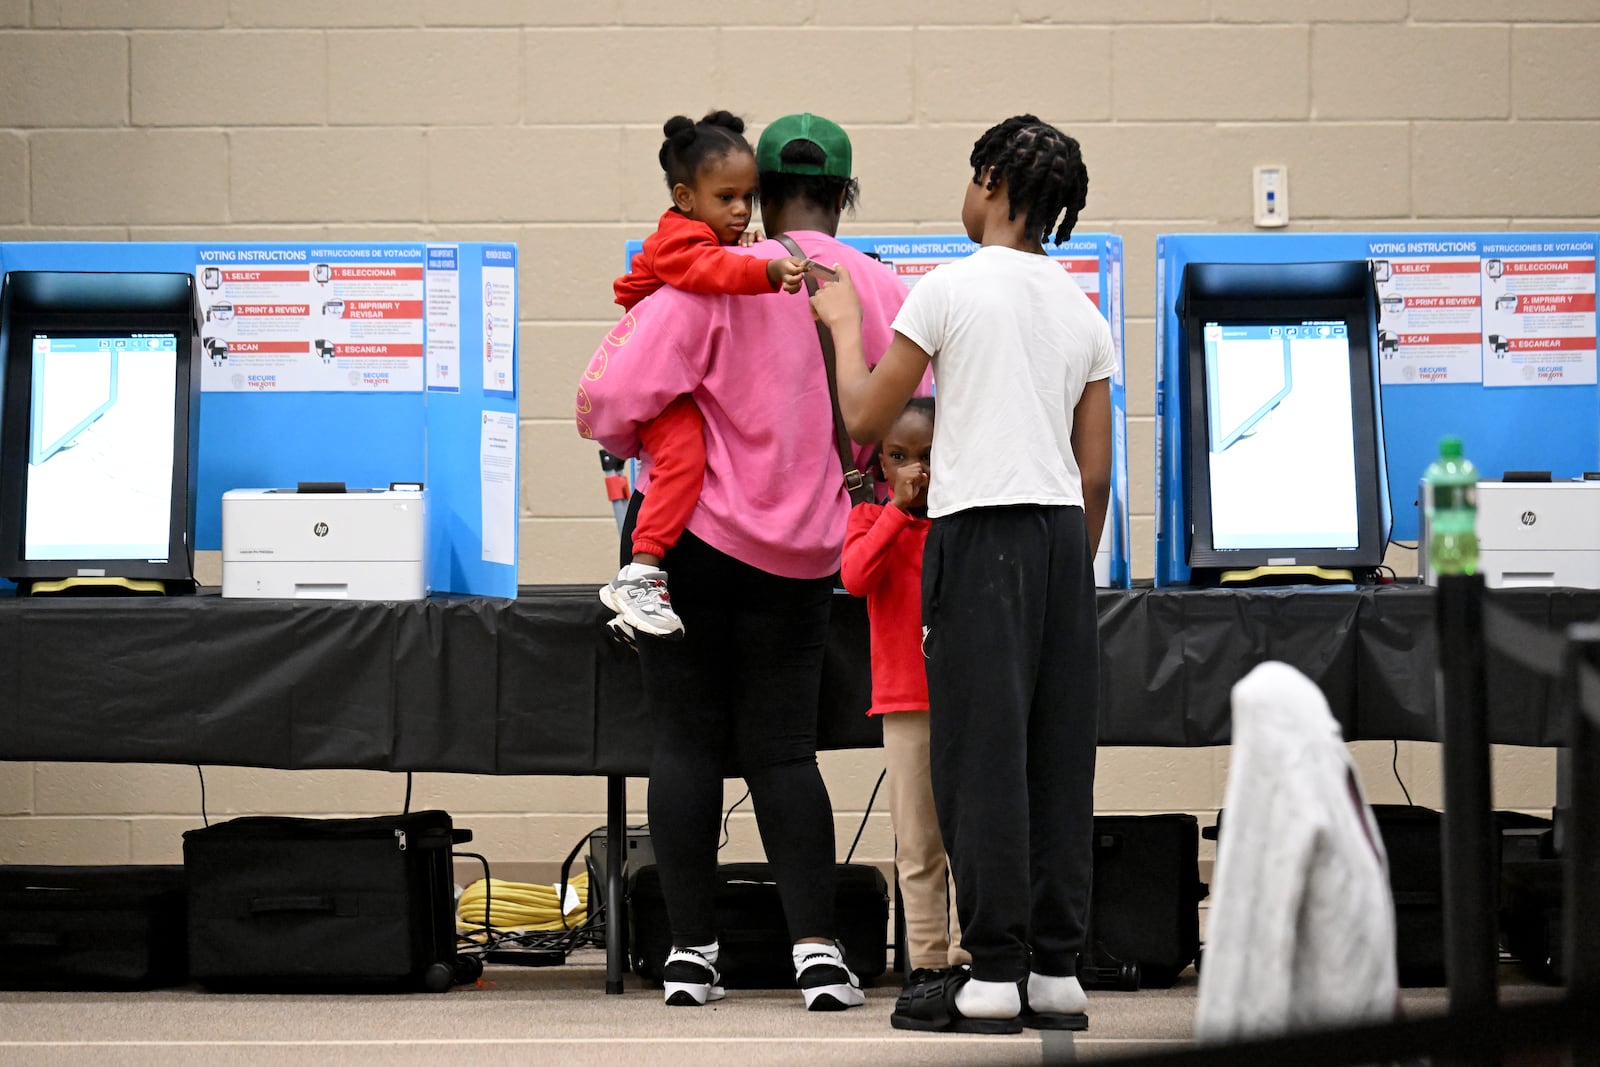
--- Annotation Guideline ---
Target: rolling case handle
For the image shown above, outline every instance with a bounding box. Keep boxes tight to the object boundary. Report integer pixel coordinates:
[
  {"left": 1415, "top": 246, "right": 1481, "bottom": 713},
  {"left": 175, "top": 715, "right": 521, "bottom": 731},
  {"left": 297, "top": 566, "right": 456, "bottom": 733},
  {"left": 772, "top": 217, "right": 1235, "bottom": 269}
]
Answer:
[{"left": 247, "top": 894, "right": 340, "bottom": 916}]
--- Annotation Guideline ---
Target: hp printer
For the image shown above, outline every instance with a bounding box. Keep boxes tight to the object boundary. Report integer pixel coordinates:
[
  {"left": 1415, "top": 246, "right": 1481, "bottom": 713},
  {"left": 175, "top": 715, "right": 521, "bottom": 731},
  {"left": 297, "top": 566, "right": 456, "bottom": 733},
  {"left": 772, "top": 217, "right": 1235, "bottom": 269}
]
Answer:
[
  {"left": 222, "top": 484, "right": 427, "bottom": 600},
  {"left": 1476, "top": 476, "right": 1600, "bottom": 589}
]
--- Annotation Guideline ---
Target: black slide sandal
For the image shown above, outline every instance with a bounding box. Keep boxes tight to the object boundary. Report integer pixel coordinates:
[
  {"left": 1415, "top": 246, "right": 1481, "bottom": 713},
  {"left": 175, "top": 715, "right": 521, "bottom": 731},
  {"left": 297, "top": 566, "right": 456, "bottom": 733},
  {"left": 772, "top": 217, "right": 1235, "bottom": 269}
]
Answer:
[{"left": 891, "top": 969, "right": 1025, "bottom": 1034}]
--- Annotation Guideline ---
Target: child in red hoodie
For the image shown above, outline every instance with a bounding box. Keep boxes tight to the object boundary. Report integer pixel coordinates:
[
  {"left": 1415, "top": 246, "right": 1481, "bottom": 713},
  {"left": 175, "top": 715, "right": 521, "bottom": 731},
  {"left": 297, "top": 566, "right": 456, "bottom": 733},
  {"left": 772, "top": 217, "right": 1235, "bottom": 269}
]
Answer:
[
  {"left": 840, "top": 397, "right": 968, "bottom": 988},
  {"left": 603, "top": 110, "right": 807, "bottom": 640}
]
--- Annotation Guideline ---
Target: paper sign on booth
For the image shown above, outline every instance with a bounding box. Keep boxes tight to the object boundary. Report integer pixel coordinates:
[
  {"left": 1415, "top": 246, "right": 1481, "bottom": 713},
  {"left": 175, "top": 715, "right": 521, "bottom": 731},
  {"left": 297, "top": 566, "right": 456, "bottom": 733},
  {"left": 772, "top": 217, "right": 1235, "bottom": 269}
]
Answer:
[
  {"left": 196, "top": 245, "right": 426, "bottom": 392},
  {"left": 425, "top": 244, "right": 461, "bottom": 393},
  {"left": 1370, "top": 242, "right": 1483, "bottom": 386},
  {"left": 863, "top": 236, "right": 1104, "bottom": 310},
  {"left": 1480, "top": 239, "right": 1597, "bottom": 387},
  {"left": 480, "top": 409, "right": 517, "bottom": 567},
  {"left": 481, "top": 249, "right": 516, "bottom": 396}
]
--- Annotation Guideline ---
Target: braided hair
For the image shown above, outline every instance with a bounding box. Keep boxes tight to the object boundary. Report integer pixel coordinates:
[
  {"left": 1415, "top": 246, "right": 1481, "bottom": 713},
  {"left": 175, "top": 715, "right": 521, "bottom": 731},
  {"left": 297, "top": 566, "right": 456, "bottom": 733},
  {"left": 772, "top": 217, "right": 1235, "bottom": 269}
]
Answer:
[
  {"left": 658, "top": 110, "right": 753, "bottom": 191},
  {"left": 968, "top": 115, "right": 1088, "bottom": 246}
]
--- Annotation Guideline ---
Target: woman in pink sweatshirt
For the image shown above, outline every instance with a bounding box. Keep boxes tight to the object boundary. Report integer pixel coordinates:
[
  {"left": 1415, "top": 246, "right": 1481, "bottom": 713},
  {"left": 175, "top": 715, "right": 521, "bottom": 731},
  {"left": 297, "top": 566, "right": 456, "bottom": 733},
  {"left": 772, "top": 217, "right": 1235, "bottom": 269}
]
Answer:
[{"left": 577, "top": 114, "right": 907, "bottom": 1013}]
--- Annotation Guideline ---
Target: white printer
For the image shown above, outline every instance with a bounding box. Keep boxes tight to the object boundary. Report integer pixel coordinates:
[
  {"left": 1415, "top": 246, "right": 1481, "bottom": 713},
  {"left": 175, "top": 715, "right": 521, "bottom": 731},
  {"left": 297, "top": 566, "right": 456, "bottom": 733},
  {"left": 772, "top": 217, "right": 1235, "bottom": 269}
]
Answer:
[
  {"left": 222, "top": 485, "right": 428, "bottom": 600},
  {"left": 1474, "top": 477, "right": 1600, "bottom": 589}
]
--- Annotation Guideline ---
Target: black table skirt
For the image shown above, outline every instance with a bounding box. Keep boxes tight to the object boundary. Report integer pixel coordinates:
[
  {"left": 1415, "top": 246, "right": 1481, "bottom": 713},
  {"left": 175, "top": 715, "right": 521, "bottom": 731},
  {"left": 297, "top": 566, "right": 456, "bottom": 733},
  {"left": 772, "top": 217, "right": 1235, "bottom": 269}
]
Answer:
[{"left": 3, "top": 584, "right": 1596, "bottom": 774}]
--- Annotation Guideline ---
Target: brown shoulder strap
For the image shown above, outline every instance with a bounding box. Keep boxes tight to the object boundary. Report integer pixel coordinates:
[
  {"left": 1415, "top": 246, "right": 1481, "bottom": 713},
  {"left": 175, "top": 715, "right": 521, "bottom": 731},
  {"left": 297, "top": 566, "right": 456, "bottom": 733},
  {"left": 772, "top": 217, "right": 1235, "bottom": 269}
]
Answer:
[{"left": 774, "top": 233, "right": 873, "bottom": 506}]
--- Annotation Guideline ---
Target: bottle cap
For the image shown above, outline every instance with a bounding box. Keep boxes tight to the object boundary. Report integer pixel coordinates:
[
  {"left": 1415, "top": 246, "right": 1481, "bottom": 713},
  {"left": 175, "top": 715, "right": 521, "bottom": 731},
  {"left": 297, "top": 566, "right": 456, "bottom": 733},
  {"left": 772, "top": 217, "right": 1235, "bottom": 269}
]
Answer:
[{"left": 1439, "top": 435, "right": 1463, "bottom": 458}]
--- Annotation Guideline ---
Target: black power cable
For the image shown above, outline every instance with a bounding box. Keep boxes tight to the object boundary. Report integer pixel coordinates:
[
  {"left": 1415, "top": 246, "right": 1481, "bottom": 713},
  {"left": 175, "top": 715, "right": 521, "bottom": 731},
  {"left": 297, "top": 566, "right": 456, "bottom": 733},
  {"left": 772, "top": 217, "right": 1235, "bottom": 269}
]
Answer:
[
  {"left": 845, "top": 769, "right": 887, "bottom": 864},
  {"left": 1392, "top": 740, "right": 1415, "bottom": 806},
  {"left": 718, "top": 790, "right": 750, "bottom": 850}
]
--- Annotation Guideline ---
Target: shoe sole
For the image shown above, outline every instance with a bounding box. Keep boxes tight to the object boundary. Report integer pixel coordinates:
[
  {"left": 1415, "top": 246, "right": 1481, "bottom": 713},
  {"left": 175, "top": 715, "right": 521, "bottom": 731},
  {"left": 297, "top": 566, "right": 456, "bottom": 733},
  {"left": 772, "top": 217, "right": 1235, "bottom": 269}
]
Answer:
[
  {"left": 891, "top": 1010, "right": 1024, "bottom": 1034},
  {"left": 1021, "top": 1010, "right": 1088, "bottom": 1031},
  {"left": 890, "top": 1011, "right": 947, "bottom": 1031},
  {"left": 663, "top": 982, "right": 725, "bottom": 1006},
  {"left": 599, "top": 585, "right": 685, "bottom": 640},
  {"left": 803, "top": 984, "right": 864, "bottom": 1011}
]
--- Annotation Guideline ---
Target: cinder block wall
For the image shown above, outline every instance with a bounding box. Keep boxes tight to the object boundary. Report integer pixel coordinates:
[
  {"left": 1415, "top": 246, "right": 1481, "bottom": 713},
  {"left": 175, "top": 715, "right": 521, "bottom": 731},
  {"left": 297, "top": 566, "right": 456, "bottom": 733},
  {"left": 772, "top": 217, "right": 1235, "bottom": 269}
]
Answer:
[{"left": 1, "top": 2, "right": 1596, "bottom": 875}]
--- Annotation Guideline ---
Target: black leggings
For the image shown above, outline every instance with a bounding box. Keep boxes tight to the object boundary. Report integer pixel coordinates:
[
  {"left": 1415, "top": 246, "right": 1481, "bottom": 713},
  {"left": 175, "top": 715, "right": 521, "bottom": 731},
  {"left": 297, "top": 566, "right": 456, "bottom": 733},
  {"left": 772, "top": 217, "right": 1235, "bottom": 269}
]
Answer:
[{"left": 628, "top": 497, "right": 840, "bottom": 947}]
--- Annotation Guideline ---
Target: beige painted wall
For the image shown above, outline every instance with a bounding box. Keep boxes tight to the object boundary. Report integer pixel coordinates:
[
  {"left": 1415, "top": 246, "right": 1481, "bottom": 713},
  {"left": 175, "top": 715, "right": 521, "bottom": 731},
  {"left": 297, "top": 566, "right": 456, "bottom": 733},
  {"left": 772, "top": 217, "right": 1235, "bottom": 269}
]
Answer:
[{"left": 2, "top": 1, "right": 1597, "bottom": 874}]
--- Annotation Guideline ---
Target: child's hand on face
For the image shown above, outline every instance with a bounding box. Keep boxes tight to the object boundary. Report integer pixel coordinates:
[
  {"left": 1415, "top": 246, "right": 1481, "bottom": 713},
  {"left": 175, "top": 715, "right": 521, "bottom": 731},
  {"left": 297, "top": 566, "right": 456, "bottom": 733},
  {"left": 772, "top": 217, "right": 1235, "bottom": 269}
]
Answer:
[
  {"left": 890, "top": 460, "right": 928, "bottom": 512},
  {"left": 808, "top": 265, "right": 861, "bottom": 331},
  {"left": 767, "top": 256, "right": 807, "bottom": 294}
]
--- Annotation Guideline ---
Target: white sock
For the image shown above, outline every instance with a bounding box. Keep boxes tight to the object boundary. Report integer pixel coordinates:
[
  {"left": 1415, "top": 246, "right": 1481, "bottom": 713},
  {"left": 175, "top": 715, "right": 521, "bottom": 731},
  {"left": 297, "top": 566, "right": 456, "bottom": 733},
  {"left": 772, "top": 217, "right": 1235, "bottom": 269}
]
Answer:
[
  {"left": 620, "top": 562, "right": 661, "bottom": 579},
  {"left": 954, "top": 976, "right": 1021, "bottom": 1019},
  {"left": 1027, "top": 972, "right": 1087, "bottom": 1014},
  {"left": 685, "top": 941, "right": 718, "bottom": 967},
  {"left": 792, "top": 941, "right": 841, "bottom": 970}
]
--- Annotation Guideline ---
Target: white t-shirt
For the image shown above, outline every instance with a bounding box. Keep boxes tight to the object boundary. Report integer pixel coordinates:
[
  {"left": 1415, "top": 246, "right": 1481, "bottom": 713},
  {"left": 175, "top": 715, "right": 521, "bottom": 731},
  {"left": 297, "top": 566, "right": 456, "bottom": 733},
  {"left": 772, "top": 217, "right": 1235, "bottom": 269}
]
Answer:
[{"left": 891, "top": 245, "right": 1116, "bottom": 518}]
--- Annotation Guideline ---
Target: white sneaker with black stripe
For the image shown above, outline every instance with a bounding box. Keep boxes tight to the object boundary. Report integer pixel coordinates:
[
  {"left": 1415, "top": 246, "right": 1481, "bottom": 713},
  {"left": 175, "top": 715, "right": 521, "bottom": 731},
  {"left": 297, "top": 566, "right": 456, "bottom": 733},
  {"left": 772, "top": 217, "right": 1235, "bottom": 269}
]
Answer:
[
  {"left": 794, "top": 941, "right": 865, "bottom": 1011},
  {"left": 662, "top": 946, "right": 725, "bottom": 1007}
]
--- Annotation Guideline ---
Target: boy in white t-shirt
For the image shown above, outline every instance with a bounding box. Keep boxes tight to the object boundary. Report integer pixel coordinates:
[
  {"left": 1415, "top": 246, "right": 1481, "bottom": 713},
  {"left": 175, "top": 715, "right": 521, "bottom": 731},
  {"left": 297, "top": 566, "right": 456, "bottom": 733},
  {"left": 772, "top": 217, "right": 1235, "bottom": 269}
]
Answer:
[{"left": 810, "top": 115, "right": 1113, "bottom": 1035}]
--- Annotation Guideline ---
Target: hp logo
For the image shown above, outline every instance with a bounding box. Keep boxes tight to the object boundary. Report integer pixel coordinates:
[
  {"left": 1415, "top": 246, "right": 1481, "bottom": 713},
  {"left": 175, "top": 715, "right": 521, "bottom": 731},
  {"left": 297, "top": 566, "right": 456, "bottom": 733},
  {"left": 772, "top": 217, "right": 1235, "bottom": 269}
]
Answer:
[
  {"left": 314, "top": 522, "right": 330, "bottom": 537},
  {"left": 1520, "top": 511, "right": 1537, "bottom": 527}
]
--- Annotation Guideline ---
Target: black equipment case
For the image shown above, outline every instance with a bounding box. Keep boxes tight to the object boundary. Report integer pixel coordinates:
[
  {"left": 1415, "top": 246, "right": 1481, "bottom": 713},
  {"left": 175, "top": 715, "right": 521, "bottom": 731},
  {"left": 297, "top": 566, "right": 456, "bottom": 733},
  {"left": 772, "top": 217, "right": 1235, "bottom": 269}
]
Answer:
[
  {"left": 628, "top": 862, "right": 889, "bottom": 989},
  {"left": 1368, "top": 804, "right": 1449, "bottom": 987},
  {"left": 1082, "top": 813, "right": 1206, "bottom": 990},
  {"left": 183, "top": 809, "right": 473, "bottom": 992},
  {"left": 1496, "top": 812, "right": 1561, "bottom": 983},
  {"left": 0, "top": 864, "right": 188, "bottom": 989},
  {"left": 1205, "top": 804, "right": 1479, "bottom": 988}
]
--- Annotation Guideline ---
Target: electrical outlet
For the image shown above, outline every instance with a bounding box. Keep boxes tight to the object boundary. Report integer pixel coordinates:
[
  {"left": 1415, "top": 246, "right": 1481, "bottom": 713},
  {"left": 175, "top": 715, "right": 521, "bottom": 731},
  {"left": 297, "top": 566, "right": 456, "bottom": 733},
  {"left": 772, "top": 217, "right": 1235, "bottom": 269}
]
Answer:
[{"left": 1253, "top": 165, "right": 1288, "bottom": 228}]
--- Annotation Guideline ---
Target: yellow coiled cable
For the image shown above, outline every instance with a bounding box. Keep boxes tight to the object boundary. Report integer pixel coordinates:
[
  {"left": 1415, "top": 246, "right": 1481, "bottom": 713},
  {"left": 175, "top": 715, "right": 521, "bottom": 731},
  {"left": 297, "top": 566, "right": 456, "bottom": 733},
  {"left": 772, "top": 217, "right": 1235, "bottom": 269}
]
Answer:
[{"left": 457, "top": 873, "right": 590, "bottom": 932}]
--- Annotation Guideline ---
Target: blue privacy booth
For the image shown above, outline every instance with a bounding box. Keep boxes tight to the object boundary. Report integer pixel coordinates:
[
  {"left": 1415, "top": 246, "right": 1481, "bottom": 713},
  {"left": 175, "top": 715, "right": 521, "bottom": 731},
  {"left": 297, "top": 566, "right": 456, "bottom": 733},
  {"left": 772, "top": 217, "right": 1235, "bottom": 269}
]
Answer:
[
  {"left": 1154, "top": 232, "right": 1599, "bottom": 586},
  {"left": 0, "top": 241, "right": 519, "bottom": 597}
]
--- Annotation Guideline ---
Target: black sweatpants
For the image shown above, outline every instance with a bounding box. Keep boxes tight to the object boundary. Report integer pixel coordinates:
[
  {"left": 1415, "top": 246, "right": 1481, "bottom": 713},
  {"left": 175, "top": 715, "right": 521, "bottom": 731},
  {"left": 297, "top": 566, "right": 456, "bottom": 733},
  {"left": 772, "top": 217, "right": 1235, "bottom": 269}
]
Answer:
[
  {"left": 627, "top": 496, "right": 840, "bottom": 948},
  {"left": 921, "top": 503, "right": 1100, "bottom": 981}
]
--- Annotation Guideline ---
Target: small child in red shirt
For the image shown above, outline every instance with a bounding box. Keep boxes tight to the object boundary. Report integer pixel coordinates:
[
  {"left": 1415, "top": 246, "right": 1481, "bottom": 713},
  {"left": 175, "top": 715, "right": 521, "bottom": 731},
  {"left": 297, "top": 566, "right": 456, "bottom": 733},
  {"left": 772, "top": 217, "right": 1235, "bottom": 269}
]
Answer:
[
  {"left": 601, "top": 110, "right": 807, "bottom": 640},
  {"left": 839, "top": 397, "right": 969, "bottom": 988}
]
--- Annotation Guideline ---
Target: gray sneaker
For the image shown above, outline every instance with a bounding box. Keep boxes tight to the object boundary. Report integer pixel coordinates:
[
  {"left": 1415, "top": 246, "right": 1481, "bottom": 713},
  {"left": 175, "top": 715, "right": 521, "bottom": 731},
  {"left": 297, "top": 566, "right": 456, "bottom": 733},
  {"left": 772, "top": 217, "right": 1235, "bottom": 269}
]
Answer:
[{"left": 599, "top": 566, "right": 685, "bottom": 639}]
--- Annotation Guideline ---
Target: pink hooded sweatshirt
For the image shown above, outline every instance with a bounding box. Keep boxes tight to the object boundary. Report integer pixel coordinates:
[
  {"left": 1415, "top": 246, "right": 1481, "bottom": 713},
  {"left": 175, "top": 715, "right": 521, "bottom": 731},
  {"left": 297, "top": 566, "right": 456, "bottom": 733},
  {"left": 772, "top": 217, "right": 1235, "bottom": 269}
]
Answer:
[{"left": 577, "top": 232, "right": 908, "bottom": 580}]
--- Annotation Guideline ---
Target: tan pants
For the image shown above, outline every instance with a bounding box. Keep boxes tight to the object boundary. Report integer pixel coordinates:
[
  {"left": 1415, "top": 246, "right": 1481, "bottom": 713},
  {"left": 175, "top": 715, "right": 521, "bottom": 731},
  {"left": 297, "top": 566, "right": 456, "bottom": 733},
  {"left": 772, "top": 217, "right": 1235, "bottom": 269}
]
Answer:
[{"left": 882, "top": 710, "right": 969, "bottom": 971}]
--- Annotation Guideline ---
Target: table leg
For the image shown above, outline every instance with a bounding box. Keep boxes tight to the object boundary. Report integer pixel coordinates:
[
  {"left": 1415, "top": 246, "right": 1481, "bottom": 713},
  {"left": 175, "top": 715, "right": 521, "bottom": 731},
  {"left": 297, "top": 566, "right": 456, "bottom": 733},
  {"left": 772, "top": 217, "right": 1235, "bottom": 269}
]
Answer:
[
  {"left": 606, "top": 773, "right": 626, "bottom": 994},
  {"left": 1564, "top": 625, "right": 1600, "bottom": 1060}
]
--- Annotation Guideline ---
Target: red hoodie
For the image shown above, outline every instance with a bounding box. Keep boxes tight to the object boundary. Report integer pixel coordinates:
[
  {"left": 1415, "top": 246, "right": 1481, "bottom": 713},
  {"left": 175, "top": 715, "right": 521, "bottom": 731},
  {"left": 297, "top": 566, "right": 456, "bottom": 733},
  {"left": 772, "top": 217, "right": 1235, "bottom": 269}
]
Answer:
[
  {"left": 841, "top": 503, "right": 931, "bottom": 715},
  {"left": 614, "top": 210, "right": 774, "bottom": 310}
]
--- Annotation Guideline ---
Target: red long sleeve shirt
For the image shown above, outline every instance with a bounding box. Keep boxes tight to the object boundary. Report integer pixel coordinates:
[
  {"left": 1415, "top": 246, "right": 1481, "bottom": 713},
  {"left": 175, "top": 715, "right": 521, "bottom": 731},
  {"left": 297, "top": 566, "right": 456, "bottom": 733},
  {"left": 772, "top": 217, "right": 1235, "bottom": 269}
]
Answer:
[
  {"left": 614, "top": 210, "right": 774, "bottom": 311},
  {"left": 841, "top": 503, "right": 931, "bottom": 716}
]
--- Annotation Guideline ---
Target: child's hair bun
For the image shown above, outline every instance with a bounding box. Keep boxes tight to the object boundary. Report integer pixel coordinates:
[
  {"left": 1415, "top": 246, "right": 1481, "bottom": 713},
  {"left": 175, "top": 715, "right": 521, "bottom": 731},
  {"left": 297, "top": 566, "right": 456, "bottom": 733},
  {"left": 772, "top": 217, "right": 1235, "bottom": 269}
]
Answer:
[
  {"left": 657, "top": 110, "right": 755, "bottom": 189},
  {"left": 661, "top": 116, "right": 699, "bottom": 174},
  {"left": 700, "top": 110, "right": 745, "bottom": 135}
]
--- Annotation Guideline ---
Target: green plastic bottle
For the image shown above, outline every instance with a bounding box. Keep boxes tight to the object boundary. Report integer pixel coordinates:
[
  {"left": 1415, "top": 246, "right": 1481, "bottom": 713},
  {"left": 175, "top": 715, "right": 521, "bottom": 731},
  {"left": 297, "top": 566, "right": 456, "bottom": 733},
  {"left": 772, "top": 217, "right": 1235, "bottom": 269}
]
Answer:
[{"left": 1424, "top": 435, "right": 1479, "bottom": 577}]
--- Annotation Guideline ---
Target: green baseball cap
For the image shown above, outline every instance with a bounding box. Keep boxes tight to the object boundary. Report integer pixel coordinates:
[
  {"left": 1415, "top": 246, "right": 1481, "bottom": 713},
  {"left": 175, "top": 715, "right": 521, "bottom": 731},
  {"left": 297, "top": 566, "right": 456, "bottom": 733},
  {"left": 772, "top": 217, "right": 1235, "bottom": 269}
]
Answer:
[{"left": 756, "top": 113, "right": 852, "bottom": 179}]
